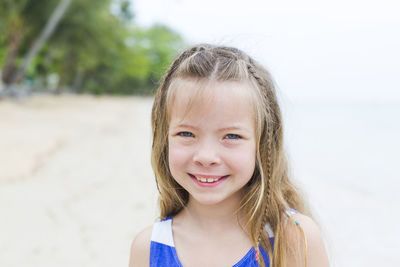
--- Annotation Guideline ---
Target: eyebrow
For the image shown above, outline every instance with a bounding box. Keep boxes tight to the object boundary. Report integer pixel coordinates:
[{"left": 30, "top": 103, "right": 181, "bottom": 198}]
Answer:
[
  {"left": 172, "top": 124, "right": 199, "bottom": 130},
  {"left": 173, "top": 124, "right": 247, "bottom": 132},
  {"left": 218, "top": 126, "right": 243, "bottom": 132}
]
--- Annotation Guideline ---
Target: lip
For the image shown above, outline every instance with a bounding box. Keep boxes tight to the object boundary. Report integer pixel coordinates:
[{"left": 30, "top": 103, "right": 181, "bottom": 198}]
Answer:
[{"left": 189, "top": 173, "right": 229, "bottom": 188}]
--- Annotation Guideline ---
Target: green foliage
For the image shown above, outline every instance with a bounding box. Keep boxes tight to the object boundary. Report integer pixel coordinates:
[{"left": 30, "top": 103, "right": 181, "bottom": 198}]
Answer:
[
  {"left": 0, "top": 0, "right": 186, "bottom": 95},
  {"left": 0, "top": 0, "right": 59, "bottom": 53},
  {"left": 0, "top": 35, "right": 6, "bottom": 65}
]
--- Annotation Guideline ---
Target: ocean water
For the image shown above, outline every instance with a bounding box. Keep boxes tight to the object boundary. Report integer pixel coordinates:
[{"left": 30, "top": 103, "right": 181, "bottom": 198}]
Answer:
[{"left": 282, "top": 101, "right": 400, "bottom": 266}]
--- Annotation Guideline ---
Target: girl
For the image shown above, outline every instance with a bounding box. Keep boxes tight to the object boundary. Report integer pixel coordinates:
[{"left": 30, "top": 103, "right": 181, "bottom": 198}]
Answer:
[{"left": 129, "top": 44, "right": 329, "bottom": 267}]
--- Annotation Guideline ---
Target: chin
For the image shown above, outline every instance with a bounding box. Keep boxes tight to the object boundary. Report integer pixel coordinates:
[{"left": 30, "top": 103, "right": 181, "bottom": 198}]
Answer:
[{"left": 190, "top": 193, "right": 232, "bottom": 206}]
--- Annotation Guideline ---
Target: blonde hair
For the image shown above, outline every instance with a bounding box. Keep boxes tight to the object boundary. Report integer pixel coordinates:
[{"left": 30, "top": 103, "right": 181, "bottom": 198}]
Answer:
[{"left": 151, "top": 44, "right": 309, "bottom": 267}]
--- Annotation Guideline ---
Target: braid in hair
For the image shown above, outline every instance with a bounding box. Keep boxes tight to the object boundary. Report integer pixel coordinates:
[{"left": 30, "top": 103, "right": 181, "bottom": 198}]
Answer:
[
  {"left": 247, "top": 59, "right": 275, "bottom": 266},
  {"left": 254, "top": 126, "right": 273, "bottom": 264},
  {"left": 247, "top": 57, "right": 308, "bottom": 267}
]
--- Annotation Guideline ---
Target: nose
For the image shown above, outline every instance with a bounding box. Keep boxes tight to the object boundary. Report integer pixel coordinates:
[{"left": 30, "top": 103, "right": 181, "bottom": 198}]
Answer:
[{"left": 193, "top": 139, "right": 221, "bottom": 167}]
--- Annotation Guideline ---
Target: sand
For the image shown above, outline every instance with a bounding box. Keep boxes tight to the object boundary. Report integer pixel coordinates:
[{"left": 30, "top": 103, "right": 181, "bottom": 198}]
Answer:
[{"left": 0, "top": 95, "right": 157, "bottom": 267}]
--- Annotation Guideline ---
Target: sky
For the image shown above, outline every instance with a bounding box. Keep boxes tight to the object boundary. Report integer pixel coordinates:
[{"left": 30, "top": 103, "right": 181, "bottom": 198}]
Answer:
[{"left": 131, "top": 0, "right": 400, "bottom": 103}]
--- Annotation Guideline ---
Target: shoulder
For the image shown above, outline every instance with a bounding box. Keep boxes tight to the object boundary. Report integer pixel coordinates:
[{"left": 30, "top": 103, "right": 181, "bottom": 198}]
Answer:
[
  {"left": 128, "top": 225, "right": 153, "bottom": 267},
  {"left": 290, "top": 213, "right": 330, "bottom": 267}
]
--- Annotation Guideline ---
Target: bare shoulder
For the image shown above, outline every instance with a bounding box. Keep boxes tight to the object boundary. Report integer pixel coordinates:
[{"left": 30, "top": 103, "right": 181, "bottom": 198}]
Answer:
[
  {"left": 129, "top": 225, "right": 153, "bottom": 267},
  {"left": 291, "top": 213, "right": 330, "bottom": 267}
]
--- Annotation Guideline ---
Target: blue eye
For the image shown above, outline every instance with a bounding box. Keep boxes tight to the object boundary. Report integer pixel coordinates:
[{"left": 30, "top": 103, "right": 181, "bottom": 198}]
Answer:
[
  {"left": 225, "top": 134, "right": 241, "bottom": 139},
  {"left": 178, "top": 131, "right": 194, "bottom": 137}
]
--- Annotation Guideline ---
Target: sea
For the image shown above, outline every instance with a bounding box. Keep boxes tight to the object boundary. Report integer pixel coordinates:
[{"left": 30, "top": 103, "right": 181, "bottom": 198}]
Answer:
[{"left": 282, "top": 100, "right": 400, "bottom": 266}]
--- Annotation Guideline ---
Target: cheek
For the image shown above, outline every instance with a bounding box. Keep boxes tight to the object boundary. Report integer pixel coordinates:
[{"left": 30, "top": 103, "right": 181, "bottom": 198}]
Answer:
[
  {"left": 168, "top": 142, "right": 190, "bottom": 174},
  {"left": 226, "top": 145, "right": 256, "bottom": 176}
]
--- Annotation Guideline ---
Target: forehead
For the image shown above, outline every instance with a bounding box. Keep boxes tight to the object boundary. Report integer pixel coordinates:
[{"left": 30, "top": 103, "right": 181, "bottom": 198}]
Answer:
[{"left": 167, "top": 78, "right": 256, "bottom": 126}]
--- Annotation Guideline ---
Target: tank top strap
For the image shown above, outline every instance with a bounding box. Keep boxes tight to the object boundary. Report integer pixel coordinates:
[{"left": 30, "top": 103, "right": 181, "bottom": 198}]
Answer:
[
  {"left": 286, "top": 208, "right": 299, "bottom": 216},
  {"left": 264, "top": 222, "right": 274, "bottom": 237},
  {"left": 151, "top": 217, "right": 174, "bottom": 247},
  {"left": 264, "top": 208, "right": 299, "bottom": 238}
]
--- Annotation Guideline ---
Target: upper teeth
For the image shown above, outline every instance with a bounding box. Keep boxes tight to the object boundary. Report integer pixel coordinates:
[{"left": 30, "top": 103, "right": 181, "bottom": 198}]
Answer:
[{"left": 195, "top": 176, "right": 221, "bottom": 183}]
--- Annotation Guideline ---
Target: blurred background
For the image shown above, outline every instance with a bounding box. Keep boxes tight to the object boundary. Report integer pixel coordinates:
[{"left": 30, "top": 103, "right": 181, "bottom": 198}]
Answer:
[{"left": 0, "top": 0, "right": 399, "bottom": 266}]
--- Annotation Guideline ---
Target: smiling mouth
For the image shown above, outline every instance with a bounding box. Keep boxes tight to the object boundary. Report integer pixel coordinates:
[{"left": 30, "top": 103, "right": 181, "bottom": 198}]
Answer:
[{"left": 189, "top": 174, "right": 228, "bottom": 183}]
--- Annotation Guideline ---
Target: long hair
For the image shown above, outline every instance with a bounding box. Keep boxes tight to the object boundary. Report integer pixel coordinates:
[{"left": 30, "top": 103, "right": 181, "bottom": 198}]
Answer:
[{"left": 151, "top": 44, "right": 308, "bottom": 267}]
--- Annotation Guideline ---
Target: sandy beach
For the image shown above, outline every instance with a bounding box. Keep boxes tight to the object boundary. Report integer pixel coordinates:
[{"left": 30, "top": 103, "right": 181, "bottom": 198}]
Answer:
[
  {"left": 0, "top": 95, "right": 399, "bottom": 267},
  {"left": 0, "top": 95, "right": 158, "bottom": 267}
]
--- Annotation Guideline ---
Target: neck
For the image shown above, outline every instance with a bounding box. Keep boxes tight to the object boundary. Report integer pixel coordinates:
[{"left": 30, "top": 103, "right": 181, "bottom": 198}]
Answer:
[{"left": 179, "top": 191, "right": 246, "bottom": 232}]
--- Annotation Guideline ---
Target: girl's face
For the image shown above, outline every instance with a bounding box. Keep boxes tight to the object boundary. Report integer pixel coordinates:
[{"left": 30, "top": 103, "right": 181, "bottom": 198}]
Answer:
[{"left": 168, "top": 79, "right": 257, "bottom": 206}]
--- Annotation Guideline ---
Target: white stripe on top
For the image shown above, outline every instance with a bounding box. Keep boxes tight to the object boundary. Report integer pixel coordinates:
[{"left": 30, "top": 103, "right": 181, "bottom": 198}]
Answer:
[
  {"left": 151, "top": 218, "right": 174, "bottom": 247},
  {"left": 151, "top": 217, "right": 276, "bottom": 247}
]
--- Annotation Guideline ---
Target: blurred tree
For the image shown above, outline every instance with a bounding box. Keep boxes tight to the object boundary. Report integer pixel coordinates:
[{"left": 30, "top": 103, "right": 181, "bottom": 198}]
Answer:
[
  {"left": 0, "top": 0, "right": 62, "bottom": 85},
  {"left": 0, "top": 0, "right": 186, "bottom": 95},
  {"left": 79, "top": 24, "right": 184, "bottom": 95},
  {"left": 113, "top": 0, "right": 134, "bottom": 22},
  {"left": 14, "top": 0, "right": 72, "bottom": 84}
]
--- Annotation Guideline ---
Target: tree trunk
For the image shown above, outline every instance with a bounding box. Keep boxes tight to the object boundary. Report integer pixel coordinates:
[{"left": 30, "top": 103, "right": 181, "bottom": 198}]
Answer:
[
  {"left": 10, "top": 0, "right": 73, "bottom": 84},
  {"left": 72, "top": 71, "right": 84, "bottom": 93},
  {"left": 1, "top": 28, "right": 23, "bottom": 85}
]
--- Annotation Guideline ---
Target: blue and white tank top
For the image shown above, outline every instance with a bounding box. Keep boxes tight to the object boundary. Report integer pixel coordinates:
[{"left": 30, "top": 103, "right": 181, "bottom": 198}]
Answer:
[{"left": 149, "top": 217, "right": 274, "bottom": 267}]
